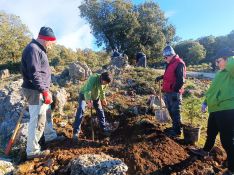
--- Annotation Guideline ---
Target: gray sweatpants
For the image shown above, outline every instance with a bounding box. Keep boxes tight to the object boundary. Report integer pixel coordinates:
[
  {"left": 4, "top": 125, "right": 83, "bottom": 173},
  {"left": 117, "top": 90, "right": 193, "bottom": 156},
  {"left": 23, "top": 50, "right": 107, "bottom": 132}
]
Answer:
[{"left": 22, "top": 88, "right": 56, "bottom": 156}]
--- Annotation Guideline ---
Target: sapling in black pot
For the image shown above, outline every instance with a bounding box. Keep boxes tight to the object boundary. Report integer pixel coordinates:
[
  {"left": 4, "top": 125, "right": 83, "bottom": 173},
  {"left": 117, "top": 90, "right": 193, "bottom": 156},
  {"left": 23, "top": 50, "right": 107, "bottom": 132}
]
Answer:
[{"left": 182, "top": 97, "right": 203, "bottom": 144}]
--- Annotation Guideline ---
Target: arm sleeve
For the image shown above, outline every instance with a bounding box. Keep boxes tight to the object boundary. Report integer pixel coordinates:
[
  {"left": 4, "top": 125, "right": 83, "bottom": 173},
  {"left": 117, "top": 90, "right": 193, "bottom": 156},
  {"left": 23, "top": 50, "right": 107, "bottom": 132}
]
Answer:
[
  {"left": 27, "top": 49, "right": 44, "bottom": 92},
  {"left": 99, "top": 85, "right": 107, "bottom": 100},
  {"left": 174, "top": 63, "right": 185, "bottom": 92},
  {"left": 83, "top": 76, "right": 95, "bottom": 101}
]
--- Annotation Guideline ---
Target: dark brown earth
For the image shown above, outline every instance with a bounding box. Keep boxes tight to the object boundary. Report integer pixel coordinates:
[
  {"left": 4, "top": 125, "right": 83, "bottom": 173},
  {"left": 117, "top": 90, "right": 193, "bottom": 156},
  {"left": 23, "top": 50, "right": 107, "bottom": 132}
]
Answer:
[{"left": 16, "top": 93, "right": 227, "bottom": 175}]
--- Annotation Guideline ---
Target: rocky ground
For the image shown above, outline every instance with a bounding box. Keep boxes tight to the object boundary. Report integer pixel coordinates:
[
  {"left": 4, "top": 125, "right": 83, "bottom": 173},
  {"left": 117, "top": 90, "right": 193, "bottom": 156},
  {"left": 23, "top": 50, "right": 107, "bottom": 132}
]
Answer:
[
  {"left": 0, "top": 66, "right": 228, "bottom": 175},
  {"left": 15, "top": 92, "right": 227, "bottom": 175}
]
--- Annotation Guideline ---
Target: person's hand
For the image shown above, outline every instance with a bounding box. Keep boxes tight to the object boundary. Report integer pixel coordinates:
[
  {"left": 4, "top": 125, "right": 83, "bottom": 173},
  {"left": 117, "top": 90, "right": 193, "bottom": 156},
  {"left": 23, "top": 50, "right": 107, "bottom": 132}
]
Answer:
[
  {"left": 87, "top": 100, "right": 93, "bottom": 108},
  {"left": 42, "top": 91, "right": 52, "bottom": 104},
  {"left": 155, "top": 76, "right": 163, "bottom": 83},
  {"left": 101, "top": 99, "right": 108, "bottom": 106},
  {"left": 201, "top": 102, "right": 207, "bottom": 113}
]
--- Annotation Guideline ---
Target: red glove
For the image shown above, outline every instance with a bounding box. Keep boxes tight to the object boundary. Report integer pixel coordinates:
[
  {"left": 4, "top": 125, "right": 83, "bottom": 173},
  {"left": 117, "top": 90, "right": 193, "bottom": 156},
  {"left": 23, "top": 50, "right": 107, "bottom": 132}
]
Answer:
[{"left": 42, "top": 91, "right": 52, "bottom": 104}]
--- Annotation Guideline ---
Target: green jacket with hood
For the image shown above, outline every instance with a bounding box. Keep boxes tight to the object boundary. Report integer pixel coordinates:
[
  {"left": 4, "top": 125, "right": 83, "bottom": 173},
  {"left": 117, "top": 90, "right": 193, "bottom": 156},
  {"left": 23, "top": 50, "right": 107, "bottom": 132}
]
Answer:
[
  {"left": 80, "top": 73, "right": 107, "bottom": 101},
  {"left": 205, "top": 56, "right": 234, "bottom": 113}
]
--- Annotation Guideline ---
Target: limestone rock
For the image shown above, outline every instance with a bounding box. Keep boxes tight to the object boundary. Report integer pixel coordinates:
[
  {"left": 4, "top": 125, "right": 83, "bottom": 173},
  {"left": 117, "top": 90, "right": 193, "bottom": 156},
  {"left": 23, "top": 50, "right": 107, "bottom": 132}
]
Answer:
[
  {"left": 53, "top": 88, "right": 68, "bottom": 116},
  {"left": 68, "top": 61, "right": 92, "bottom": 81},
  {"left": 0, "top": 69, "right": 10, "bottom": 79},
  {"left": 0, "top": 158, "right": 14, "bottom": 175},
  {"left": 69, "top": 153, "right": 128, "bottom": 175}
]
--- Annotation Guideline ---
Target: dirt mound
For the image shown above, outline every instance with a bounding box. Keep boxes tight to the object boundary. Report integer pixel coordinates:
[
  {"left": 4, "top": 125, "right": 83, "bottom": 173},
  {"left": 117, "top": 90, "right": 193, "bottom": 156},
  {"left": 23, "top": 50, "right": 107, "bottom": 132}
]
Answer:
[{"left": 16, "top": 93, "right": 226, "bottom": 175}]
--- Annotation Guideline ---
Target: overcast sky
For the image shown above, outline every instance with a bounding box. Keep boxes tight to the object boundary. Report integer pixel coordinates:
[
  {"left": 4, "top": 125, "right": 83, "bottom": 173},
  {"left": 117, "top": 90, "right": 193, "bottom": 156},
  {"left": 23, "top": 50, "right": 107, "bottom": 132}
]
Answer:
[{"left": 1, "top": 0, "right": 234, "bottom": 51}]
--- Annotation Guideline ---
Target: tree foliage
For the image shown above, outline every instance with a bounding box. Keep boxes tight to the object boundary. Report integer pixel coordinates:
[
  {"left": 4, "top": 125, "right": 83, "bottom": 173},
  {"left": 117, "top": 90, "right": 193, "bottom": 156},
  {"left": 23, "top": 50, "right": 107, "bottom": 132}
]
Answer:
[
  {"left": 174, "top": 40, "right": 206, "bottom": 65},
  {"left": 197, "top": 35, "right": 216, "bottom": 61},
  {"left": 79, "top": 0, "right": 175, "bottom": 60},
  {"left": 0, "top": 11, "right": 32, "bottom": 63}
]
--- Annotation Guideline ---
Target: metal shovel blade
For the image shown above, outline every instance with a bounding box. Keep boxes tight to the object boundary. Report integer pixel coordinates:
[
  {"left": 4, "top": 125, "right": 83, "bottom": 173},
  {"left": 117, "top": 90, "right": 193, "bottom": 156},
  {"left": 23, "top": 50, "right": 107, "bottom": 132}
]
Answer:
[{"left": 155, "top": 108, "right": 170, "bottom": 123}]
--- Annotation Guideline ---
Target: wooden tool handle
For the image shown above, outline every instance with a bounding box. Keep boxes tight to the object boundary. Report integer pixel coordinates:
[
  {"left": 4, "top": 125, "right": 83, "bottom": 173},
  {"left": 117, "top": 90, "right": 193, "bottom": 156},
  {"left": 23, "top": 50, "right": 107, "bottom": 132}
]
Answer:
[
  {"left": 158, "top": 81, "right": 162, "bottom": 110},
  {"left": 5, "top": 105, "right": 26, "bottom": 155},
  {"left": 90, "top": 107, "right": 94, "bottom": 141}
]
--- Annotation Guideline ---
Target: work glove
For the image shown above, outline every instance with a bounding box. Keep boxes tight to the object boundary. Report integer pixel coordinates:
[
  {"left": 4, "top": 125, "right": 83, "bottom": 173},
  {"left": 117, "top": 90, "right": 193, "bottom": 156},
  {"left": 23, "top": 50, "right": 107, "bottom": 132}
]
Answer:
[
  {"left": 201, "top": 102, "right": 207, "bottom": 113},
  {"left": 155, "top": 76, "right": 163, "bottom": 83},
  {"left": 42, "top": 91, "right": 52, "bottom": 104},
  {"left": 87, "top": 100, "right": 93, "bottom": 108},
  {"left": 101, "top": 99, "right": 108, "bottom": 106}
]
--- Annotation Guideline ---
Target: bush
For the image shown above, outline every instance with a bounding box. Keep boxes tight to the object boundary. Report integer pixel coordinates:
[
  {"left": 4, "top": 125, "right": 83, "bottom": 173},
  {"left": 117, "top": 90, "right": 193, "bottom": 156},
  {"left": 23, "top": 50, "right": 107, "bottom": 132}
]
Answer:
[{"left": 0, "top": 61, "right": 21, "bottom": 73}]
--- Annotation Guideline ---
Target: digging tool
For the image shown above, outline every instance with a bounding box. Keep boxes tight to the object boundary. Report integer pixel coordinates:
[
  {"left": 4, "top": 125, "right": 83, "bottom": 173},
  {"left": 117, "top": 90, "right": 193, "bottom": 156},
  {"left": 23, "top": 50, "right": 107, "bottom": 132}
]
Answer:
[
  {"left": 5, "top": 104, "right": 27, "bottom": 155},
  {"left": 155, "top": 81, "right": 170, "bottom": 123},
  {"left": 90, "top": 107, "right": 95, "bottom": 141}
]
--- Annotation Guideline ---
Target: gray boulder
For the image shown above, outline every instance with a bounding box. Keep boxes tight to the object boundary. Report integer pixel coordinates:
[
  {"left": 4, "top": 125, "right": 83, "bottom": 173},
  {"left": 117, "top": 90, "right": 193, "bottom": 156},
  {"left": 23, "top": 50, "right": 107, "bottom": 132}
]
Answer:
[
  {"left": 69, "top": 153, "right": 128, "bottom": 175},
  {"left": 69, "top": 61, "right": 92, "bottom": 81},
  {"left": 110, "top": 54, "right": 129, "bottom": 68},
  {"left": 0, "top": 79, "right": 28, "bottom": 147},
  {"left": 53, "top": 88, "right": 68, "bottom": 116},
  {"left": 0, "top": 69, "right": 10, "bottom": 79},
  {"left": 0, "top": 158, "right": 14, "bottom": 175}
]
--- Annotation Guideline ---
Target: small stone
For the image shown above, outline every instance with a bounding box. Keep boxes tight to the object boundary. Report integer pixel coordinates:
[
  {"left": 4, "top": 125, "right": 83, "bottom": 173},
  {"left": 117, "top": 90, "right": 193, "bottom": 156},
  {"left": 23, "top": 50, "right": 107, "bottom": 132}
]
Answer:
[
  {"left": 53, "top": 165, "right": 59, "bottom": 170},
  {"left": 59, "top": 121, "right": 67, "bottom": 127},
  {"left": 36, "top": 166, "right": 43, "bottom": 171}
]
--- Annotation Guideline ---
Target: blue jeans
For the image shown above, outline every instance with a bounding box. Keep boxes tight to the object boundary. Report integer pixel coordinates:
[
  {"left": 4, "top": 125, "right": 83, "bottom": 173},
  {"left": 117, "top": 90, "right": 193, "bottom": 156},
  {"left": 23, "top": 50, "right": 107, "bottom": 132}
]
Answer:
[
  {"left": 73, "top": 93, "right": 106, "bottom": 134},
  {"left": 163, "top": 92, "right": 182, "bottom": 134}
]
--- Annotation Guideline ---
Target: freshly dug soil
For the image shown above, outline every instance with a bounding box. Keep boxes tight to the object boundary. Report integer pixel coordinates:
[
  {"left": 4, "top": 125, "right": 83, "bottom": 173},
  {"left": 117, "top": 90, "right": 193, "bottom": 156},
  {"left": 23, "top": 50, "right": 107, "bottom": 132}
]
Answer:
[{"left": 16, "top": 93, "right": 226, "bottom": 175}]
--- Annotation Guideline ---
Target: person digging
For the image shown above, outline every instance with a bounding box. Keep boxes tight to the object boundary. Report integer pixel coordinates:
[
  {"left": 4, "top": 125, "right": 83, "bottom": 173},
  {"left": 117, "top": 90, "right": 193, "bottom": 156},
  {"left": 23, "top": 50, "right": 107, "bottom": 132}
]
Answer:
[{"left": 72, "top": 72, "right": 112, "bottom": 141}]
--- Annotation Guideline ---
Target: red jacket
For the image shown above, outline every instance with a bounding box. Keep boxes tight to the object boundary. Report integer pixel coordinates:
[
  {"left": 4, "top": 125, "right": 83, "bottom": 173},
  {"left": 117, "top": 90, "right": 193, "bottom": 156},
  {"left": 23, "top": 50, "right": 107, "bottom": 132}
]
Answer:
[{"left": 162, "top": 55, "right": 186, "bottom": 93}]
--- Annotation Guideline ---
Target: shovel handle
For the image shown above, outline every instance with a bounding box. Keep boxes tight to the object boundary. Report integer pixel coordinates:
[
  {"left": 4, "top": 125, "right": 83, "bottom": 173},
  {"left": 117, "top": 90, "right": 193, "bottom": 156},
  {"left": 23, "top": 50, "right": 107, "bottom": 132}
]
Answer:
[
  {"left": 90, "top": 107, "right": 94, "bottom": 141},
  {"left": 158, "top": 81, "right": 162, "bottom": 110},
  {"left": 5, "top": 104, "right": 26, "bottom": 155}
]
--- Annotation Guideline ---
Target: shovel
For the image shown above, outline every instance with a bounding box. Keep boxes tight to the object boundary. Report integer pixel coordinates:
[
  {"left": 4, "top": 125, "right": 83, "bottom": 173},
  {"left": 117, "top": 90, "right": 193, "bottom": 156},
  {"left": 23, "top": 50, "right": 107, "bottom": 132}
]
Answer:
[
  {"left": 155, "top": 81, "right": 170, "bottom": 123},
  {"left": 90, "top": 107, "right": 95, "bottom": 141},
  {"left": 5, "top": 104, "right": 27, "bottom": 155}
]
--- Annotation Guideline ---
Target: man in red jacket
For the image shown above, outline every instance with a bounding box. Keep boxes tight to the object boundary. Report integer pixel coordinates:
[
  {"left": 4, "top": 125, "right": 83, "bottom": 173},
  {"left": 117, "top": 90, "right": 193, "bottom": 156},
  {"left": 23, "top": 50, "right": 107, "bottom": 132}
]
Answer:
[{"left": 155, "top": 45, "right": 186, "bottom": 137}]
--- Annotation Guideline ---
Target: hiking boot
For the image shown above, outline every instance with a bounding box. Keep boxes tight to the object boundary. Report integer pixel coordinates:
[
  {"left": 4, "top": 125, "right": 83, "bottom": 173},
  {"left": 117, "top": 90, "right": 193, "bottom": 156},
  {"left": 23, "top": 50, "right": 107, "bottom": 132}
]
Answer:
[
  {"left": 190, "top": 148, "right": 209, "bottom": 157},
  {"left": 165, "top": 129, "right": 181, "bottom": 137},
  {"left": 52, "top": 135, "right": 66, "bottom": 142},
  {"left": 73, "top": 133, "right": 79, "bottom": 142},
  {"left": 73, "top": 130, "right": 80, "bottom": 142},
  {"left": 165, "top": 127, "right": 174, "bottom": 132},
  {"left": 27, "top": 149, "right": 50, "bottom": 160},
  {"left": 46, "top": 135, "right": 66, "bottom": 143},
  {"left": 102, "top": 128, "right": 111, "bottom": 137}
]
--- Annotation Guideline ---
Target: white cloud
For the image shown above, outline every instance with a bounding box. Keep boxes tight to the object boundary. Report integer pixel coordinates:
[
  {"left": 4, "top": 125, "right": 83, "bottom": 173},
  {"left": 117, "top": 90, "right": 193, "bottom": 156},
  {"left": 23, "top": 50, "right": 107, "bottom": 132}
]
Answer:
[
  {"left": 58, "top": 24, "right": 94, "bottom": 50},
  {"left": 0, "top": 0, "right": 95, "bottom": 50},
  {"left": 164, "top": 10, "right": 176, "bottom": 18}
]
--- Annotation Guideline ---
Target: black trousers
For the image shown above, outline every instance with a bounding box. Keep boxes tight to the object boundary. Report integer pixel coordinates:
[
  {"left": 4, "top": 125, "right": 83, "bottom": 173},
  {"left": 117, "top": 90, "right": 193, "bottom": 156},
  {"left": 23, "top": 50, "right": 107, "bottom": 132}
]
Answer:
[{"left": 203, "top": 109, "right": 234, "bottom": 172}]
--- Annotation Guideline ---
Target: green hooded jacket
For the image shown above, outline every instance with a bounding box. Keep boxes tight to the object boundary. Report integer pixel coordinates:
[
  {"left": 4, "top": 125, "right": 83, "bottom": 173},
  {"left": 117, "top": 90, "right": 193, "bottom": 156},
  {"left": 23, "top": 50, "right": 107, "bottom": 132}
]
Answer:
[
  {"left": 80, "top": 73, "right": 107, "bottom": 101},
  {"left": 205, "top": 56, "right": 234, "bottom": 113}
]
